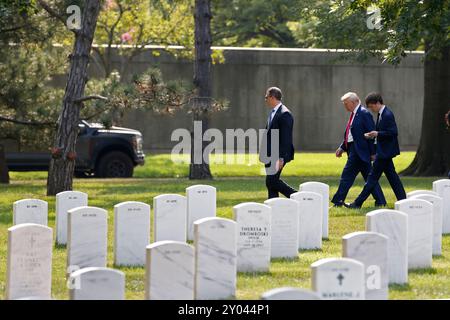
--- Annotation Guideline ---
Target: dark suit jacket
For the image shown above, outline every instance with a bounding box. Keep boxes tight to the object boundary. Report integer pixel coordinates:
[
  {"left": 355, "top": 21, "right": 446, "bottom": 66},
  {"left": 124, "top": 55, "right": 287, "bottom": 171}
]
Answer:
[
  {"left": 339, "top": 106, "right": 376, "bottom": 163},
  {"left": 260, "top": 104, "right": 295, "bottom": 165},
  {"left": 376, "top": 106, "right": 400, "bottom": 159}
]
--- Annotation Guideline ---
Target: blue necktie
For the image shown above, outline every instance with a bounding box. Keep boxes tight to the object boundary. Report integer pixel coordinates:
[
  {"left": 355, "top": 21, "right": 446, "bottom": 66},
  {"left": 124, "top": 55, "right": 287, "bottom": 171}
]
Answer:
[
  {"left": 267, "top": 109, "right": 276, "bottom": 127},
  {"left": 376, "top": 112, "right": 381, "bottom": 130}
]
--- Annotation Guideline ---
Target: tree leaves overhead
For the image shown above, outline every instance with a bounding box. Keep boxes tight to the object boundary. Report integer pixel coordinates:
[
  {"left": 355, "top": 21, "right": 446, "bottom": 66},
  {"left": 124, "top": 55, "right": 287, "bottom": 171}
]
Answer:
[
  {"left": 306, "top": 0, "right": 449, "bottom": 63},
  {"left": 212, "top": 0, "right": 299, "bottom": 47},
  {"left": 94, "top": 0, "right": 195, "bottom": 77},
  {"left": 211, "top": 0, "right": 449, "bottom": 63}
]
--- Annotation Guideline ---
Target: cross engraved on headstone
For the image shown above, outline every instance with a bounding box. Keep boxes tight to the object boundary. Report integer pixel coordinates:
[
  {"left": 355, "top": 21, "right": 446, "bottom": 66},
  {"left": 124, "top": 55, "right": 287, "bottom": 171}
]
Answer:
[
  {"left": 337, "top": 273, "right": 344, "bottom": 286},
  {"left": 29, "top": 234, "right": 36, "bottom": 248}
]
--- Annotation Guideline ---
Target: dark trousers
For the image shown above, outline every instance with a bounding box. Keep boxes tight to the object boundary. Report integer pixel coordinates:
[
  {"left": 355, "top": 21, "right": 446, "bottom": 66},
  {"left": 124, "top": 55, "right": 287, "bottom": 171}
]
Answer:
[
  {"left": 265, "top": 164, "right": 297, "bottom": 199},
  {"left": 331, "top": 144, "right": 386, "bottom": 205},
  {"left": 354, "top": 157, "right": 406, "bottom": 206}
]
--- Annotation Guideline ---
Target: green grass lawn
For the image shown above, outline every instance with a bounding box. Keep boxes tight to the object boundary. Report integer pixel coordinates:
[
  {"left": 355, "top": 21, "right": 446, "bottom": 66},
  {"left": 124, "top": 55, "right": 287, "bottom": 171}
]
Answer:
[{"left": 2, "top": 151, "right": 450, "bottom": 300}]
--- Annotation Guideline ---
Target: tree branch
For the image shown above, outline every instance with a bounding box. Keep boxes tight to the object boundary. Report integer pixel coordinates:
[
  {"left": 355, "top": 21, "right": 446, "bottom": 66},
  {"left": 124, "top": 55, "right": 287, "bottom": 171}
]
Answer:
[
  {"left": 37, "top": 0, "right": 77, "bottom": 34},
  {"left": 74, "top": 95, "right": 109, "bottom": 103},
  {"left": 0, "top": 116, "right": 54, "bottom": 126},
  {"left": 0, "top": 24, "right": 31, "bottom": 33}
]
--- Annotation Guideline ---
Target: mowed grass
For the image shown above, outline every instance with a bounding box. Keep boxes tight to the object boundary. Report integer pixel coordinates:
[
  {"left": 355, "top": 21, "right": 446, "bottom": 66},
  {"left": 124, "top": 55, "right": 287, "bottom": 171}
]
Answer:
[{"left": 2, "top": 152, "right": 450, "bottom": 300}]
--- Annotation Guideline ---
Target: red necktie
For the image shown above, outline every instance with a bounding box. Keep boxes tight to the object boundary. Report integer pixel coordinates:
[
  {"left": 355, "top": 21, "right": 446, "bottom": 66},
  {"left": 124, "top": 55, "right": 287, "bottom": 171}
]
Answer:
[{"left": 344, "top": 112, "right": 355, "bottom": 148}]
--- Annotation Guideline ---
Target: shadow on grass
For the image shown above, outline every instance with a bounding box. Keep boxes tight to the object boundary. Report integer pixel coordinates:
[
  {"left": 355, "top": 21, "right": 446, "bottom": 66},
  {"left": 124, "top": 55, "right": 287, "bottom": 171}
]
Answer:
[
  {"left": 389, "top": 283, "right": 412, "bottom": 291},
  {"left": 271, "top": 257, "right": 300, "bottom": 263},
  {"left": 0, "top": 213, "right": 12, "bottom": 225},
  {"left": 409, "top": 267, "right": 438, "bottom": 275},
  {"left": 238, "top": 271, "right": 272, "bottom": 277},
  {"left": 299, "top": 248, "right": 323, "bottom": 253},
  {"left": 115, "top": 265, "right": 145, "bottom": 271},
  {"left": 54, "top": 244, "right": 67, "bottom": 250}
]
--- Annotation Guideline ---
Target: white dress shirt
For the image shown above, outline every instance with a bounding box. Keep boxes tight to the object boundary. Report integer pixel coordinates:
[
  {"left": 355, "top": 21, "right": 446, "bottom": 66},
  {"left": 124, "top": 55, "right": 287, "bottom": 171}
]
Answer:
[
  {"left": 268, "top": 103, "right": 282, "bottom": 126},
  {"left": 378, "top": 105, "right": 386, "bottom": 122},
  {"left": 374, "top": 105, "right": 386, "bottom": 145},
  {"left": 271, "top": 103, "right": 282, "bottom": 121},
  {"left": 347, "top": 104, "right": 360, "bottom": 143}
]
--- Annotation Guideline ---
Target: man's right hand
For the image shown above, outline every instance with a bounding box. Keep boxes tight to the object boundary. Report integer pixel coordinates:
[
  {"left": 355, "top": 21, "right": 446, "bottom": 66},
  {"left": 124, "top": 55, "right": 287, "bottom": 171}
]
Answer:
[{"left": 335, "top": 148, "right": 344, "bottom": 158}]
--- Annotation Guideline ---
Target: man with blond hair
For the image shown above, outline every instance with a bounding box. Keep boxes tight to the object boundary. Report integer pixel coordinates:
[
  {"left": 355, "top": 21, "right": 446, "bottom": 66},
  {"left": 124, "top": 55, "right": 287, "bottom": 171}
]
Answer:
[{"left": 331, "top": 92, "right": 386, "bottom": 207}]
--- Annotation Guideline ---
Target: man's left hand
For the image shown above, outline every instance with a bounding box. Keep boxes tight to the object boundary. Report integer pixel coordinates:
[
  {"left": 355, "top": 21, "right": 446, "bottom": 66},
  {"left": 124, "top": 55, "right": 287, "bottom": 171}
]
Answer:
[
  {"left": 365, "top": 131, "right": 378, "bottom": 138},
  {"left": 276, "top": 158, "right": 285, "bottom": 171}
]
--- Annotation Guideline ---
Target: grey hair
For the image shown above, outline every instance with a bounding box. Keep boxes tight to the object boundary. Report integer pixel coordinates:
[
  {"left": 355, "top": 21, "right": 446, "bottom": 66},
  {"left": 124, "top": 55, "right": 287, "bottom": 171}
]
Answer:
[{"left": 341, "top": 92, "right": 360, "bottom": 103}]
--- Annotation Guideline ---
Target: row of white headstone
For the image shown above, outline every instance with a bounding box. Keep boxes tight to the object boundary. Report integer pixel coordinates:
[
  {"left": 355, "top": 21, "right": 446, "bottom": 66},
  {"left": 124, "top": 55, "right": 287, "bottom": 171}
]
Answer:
[
  {"left": 10, "top": 182, "right": 331, "bottom": 265},
  {"left": 13, "top": 181, "right": 331, "bottom": 242},
  {"left": 262, "top": 179, "right": 450, "bottom": 300},
  {"left": 5, "top": 179, "right": 450, "bottom": 300},
  {"left": 4, "top": 181, "right": 329, "bottom": 300},
  {"left": 11, "top": 185, "right": 216, "bottom": 245},
  {"left": 5, "top": 218, "right": 233, "bottom": 300}
]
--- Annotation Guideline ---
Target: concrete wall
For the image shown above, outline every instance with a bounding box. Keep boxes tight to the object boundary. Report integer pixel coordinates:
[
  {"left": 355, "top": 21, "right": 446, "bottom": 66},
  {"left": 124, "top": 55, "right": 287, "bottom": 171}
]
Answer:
[{"left": 90, "top": 47, "right": 424, "bottom": 152}]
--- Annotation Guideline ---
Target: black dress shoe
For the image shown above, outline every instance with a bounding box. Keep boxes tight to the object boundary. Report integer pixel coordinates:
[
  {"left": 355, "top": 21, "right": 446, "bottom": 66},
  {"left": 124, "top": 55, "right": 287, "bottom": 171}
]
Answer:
[
  {"left": 344, "top": 202, "right": 361, "bottom": 209},
  {"left": 375, "top": 203, "right": 387, "bottom": 208},
  {"left": 333, "top": 202, "right": 344, "bottom": 207}
]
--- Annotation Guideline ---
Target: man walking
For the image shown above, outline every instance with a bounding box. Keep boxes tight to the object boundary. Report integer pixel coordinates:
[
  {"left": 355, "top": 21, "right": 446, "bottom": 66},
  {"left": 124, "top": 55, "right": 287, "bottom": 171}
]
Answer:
[
  {"left": 331, "top": 92, "right": 386, "bottom": 207},
  {"left": 345, "top": 92, "right": 406, "bottom": 208},
  {"left": 260, "top": 87, "right": 297, "bottom": 199}
]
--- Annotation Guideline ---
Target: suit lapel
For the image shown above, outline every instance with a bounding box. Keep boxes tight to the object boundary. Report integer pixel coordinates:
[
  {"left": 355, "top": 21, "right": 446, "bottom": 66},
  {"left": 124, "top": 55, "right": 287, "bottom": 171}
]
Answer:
[
  {"left": 344, "top": 107, "right": 360, "bottom": 138},
  {"left": 378, "top": 106, "right": 387, "bottom": 129},
  {"left": 268, "top": 105, "right": 283, "bottom": 129},
  {"left": 351, "top": 107, "right": 360, "bottom": 131}
]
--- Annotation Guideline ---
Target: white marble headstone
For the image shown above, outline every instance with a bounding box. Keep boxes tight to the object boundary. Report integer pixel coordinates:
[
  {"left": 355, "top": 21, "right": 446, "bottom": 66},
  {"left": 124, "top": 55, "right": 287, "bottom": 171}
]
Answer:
[
  {"left": 342, "top": 231, "right": 389, "bottom": 300},
  {"left": 69, "top": 267, "right": 125, "bottom": 300},
  {"left": 290, "top": 191, "right": 323, "bottom": 249},
  {"left": 6, "top": 224, "right": 53, "bottom": 300},
  {"left": 395, "top": 199, "right": 433, "bottom": 269},
  {"left": 13, "top": 199, "right": 48, "bottom": 226},
  {"left": 233, "top": 202, "right": 271, "bottom": 272},
  {"left": 264, "top": 198, "right": 299, "bottom": 259},
  {"left": 410, "top": 194, "right": 443, "bottom": 256},
  {"left": 56, "top": 191, "right": 88, "bottom": 245},
  {"left": 186, "top": 185, "right": 216, "bottom": 241},
  {"left": 366, "top": 209, "right": 408, "bottom": 284},
  {"left": 194, "top": 217, "right": 237, "bottom": 300},
  {"left": 153, "top": 194, "right": 187, "bottom": 242},
  {"left": 114, "top": 201, "right": 150, "bottom": 266},
  {"left": 433, "top": 179, "right": 450, "bottom": 234},
  {"left": 311, "top": 258, "right": 365, "bottom": 300},
  {"left": 299, "top": 182, "right": 329, "bottom": 238},
  {"left": 67, "top": 206, "right": 108, "bottom": 271},
  {"left": 261, "top": 287, "right": 321, "bottom": 300},
  {"left": 407, "top": 190, "right": 438, "bottom": 198},
  {"left": 145, "top": 241, "right": 194, "bottom": 300}
]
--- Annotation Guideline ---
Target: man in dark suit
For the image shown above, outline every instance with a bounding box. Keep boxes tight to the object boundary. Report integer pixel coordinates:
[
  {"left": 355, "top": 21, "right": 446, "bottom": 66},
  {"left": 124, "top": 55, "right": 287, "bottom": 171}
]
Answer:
[
  {"left": 331, "top": 92, "right": 386, "bottom": 207},
  {"left": 260, "top": 87, "right": 296, "bottom": 199},
  {"left": 345, "top": 92, "right": 406, "bottom": 208}
]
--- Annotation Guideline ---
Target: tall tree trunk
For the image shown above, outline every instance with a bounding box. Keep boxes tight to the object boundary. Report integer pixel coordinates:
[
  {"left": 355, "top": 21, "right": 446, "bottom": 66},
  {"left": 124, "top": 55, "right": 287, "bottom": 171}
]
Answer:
[
  {"left": 47, "top": 0, "right": 102, "bottom": 195},
  {"left": 402, "top": 44, "right": 450, "bottom": 176},
  {"left": 189, "top": 0, "right": 213, "bottom": 180},
  {"left": 0, "top": 144, "right": 10, "bottom": 184}
]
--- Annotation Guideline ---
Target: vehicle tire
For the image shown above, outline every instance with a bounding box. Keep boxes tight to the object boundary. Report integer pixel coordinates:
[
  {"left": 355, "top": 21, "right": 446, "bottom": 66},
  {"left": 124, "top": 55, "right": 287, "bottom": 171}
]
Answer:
[{"left": 95, "top": 151, "right": 134, "bottom": 178}]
